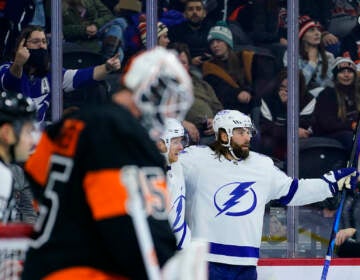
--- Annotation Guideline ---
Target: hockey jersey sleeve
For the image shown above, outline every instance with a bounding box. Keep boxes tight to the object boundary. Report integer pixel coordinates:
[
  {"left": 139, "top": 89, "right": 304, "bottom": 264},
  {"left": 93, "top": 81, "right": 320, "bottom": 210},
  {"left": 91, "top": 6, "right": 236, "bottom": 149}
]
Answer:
[
  {"left": 62, "top": 67, "right": 96, "bottom": 92},
  {"left": 267, "top": 159, "right": 333, "bottom": 206},
  {"left": 0, "top": 62, "right": 97, "bottom": 93},
  {"left": 0, "top": 63, "right": 22, "bottom": 92}
]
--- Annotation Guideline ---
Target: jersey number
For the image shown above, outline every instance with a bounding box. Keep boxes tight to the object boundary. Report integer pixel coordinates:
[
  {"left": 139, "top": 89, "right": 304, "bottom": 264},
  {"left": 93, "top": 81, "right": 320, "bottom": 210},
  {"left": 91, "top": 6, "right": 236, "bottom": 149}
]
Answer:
[
  {"left": 122, "top": 166, "right": 169, "bottom": 220},
  {"left": 31, "top": 155, "right": 73, "bottom": 248}
]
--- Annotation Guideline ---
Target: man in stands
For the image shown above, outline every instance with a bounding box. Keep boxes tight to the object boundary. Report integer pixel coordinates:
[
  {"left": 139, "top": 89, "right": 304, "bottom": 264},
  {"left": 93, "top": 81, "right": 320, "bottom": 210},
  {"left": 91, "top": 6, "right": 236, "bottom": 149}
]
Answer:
[
  {"left": 0, "top": 25, "right": 121, "bottom": 124},
  {"left": 168, "top": 0, "right": 214, "bottom": 67}
]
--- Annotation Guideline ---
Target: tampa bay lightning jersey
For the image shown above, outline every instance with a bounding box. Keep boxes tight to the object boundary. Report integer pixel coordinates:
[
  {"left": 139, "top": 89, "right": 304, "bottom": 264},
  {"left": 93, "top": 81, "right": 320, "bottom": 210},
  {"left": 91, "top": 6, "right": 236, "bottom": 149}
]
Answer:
[
  {"left": 179, "top": 145, "right": 333, "bottom": 266},
  {"left": 166, "top": 161, "right": 191, "bottom": 250},
  {"left": 0, "top": 62, "right": 96, "bottom": 122}
]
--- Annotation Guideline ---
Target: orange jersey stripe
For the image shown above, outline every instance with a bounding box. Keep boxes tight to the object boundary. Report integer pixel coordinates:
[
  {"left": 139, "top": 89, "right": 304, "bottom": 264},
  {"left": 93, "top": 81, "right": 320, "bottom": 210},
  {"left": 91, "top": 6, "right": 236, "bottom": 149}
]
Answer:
[
  {"left": 54, "top": 119, "right": 85, "bottom": 157},
  {"left": 25, "top": 133, "right": 55, "bottom": 187},
  {"left": 84, "top": 169, "right": 129, "bottom": 220},
  {"left": 43, "top": 266, "right": 129, "bottom": 280},
  {"left": 25, "top": 119, "right": 85, "bottom": 187}
]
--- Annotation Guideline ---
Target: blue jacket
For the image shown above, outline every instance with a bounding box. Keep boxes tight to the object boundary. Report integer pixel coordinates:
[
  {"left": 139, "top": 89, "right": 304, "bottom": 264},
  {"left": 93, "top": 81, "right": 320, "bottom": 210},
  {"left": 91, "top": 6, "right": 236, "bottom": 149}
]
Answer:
[{"left": 0, "top": 62, "right": 96, "bottom": 122}]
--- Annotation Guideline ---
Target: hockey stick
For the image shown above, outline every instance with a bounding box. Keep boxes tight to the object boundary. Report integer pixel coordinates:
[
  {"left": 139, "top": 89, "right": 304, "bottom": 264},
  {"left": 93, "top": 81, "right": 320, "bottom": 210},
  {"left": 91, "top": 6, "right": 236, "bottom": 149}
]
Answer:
[
  {"left": 320, "top": 121, "right": 360, "bottom": 280},
  {"left": 121, "top": 166, "right": 162, "bottom": 280}
]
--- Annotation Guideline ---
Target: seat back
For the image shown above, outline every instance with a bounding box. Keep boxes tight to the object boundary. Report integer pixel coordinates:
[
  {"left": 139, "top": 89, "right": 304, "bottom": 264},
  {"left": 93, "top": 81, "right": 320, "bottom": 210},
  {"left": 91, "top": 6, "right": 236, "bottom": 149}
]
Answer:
[
  {"left": 63, "top": 44, "right": 105, "bottom": 69},
  {"left": 299, "top": 137, "right": 348, "bottom": 178},
  {"left": 62, "top": 45, "right": 110, "bottom": 109}
]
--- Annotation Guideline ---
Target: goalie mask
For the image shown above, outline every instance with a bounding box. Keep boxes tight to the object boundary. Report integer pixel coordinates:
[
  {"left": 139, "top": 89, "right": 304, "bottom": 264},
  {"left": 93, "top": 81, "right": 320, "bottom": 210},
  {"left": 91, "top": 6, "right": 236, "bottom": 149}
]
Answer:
[{"left": 123, "top": 47, "right": 193, "bottom": 140}]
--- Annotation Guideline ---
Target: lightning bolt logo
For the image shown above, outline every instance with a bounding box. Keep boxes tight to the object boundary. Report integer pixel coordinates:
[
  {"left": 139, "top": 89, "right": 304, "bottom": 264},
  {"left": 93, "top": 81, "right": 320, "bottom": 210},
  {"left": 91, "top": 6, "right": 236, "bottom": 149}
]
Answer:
[
  {"left": 172, "top": 195, "right": 184, "bottom": 228},
  {"left": 214, "top": 182, "right": 256, "bottom": 217},
  {"left": 171, "top": 195, "right": 188, "bottom": 249}
]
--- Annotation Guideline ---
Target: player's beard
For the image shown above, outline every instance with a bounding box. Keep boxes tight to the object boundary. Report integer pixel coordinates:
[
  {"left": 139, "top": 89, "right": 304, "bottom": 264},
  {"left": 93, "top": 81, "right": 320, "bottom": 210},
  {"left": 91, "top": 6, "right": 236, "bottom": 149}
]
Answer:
[{"left": 231, "top": 141, "right": 250, "bottom": 159}]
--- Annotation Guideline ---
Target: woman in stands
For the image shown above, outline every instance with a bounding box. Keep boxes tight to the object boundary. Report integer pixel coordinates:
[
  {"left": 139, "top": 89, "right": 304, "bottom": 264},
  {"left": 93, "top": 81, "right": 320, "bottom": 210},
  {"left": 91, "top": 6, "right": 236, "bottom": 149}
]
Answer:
[
  {"left": 312, "top": 57, "right": 360, "bottom": 155},
  {"left": 283, "top": 15, "right": 334, "bottom": 94},
  {"left": 259, "top": 68, "right": 314, "bottom": 160}
]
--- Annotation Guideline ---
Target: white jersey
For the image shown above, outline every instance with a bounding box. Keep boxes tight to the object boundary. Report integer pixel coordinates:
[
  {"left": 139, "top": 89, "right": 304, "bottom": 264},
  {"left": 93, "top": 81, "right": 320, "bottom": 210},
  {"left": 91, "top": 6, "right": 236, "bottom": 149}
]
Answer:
[
  {"left": 167, "top": 161, "right": 191, "bottom": 249},
  {"left": 0, "top": 160, "right": 13, "bottom": 221},
  {"left": 179, "top": 146, "right": 333, "bottom": 266}
]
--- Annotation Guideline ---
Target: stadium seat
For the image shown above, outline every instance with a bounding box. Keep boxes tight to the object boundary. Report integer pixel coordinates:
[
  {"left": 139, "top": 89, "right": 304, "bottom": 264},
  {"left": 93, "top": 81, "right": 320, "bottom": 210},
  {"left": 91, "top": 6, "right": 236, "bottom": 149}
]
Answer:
[
  {"left": 62, "top": 43, "right": 111, "bottom": 109},
  {"left": 299, "top": 137, "right": 348, "bottom": 178}
]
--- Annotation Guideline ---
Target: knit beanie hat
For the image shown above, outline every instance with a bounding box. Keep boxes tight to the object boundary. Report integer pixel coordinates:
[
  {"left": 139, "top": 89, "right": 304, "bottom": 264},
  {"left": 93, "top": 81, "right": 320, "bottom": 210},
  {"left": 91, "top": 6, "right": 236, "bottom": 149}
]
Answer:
[
  {"left": 207, "top": 21, "right": 234, "bottom": 49},
  {"left": 138, "top": 20, "right": 168, "bottom": 46},
  {"left": 331, "top": 57, "right": 357, "bottom": 76},
  {"left": 298, "top": 15, "right": 321, "bottom": 39}
]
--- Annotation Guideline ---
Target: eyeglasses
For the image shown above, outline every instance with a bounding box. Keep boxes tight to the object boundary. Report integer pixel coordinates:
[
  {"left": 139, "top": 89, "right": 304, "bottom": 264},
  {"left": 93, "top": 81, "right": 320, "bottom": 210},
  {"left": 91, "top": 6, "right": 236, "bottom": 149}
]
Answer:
[{"left": 26, "top": 38, "right": 48, "bottom": 45}]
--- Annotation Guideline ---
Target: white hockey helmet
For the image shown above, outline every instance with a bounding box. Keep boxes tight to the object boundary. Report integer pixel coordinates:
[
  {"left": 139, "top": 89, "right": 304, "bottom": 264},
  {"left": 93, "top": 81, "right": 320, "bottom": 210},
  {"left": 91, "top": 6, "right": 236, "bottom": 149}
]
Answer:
[
  {"left": 160, "top": 118, "right": 185, "bottom": 147},
  {"left": 123, "top": 47, "right": 193, "bottom": 140},
  {"left": 213, "top": 109, "right": 255, "bottom": 140}
]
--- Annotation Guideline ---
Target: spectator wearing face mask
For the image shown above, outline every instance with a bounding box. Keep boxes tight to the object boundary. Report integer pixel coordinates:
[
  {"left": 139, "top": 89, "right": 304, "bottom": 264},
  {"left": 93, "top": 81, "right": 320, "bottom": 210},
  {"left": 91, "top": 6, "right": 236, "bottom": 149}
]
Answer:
[
  {"left": 0, "top": 25, "right": 121, "bottom": 124},
  {"left": 312, "top": 57, "right": 360, "bottom": 154}
]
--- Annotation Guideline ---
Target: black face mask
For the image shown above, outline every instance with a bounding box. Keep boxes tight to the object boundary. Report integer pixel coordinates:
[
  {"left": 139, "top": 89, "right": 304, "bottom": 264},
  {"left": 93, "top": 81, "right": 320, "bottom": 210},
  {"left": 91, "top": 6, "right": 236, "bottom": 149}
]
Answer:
[{"left": 26, "top": 48, "right": 50, "bottom": 77}]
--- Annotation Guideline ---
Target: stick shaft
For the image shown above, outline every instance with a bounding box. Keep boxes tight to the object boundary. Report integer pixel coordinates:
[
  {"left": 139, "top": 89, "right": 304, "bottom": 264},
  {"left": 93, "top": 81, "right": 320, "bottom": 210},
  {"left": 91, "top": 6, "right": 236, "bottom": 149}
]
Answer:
[{"left": 320, "top": 121, "right": 360, "bottom": 280}]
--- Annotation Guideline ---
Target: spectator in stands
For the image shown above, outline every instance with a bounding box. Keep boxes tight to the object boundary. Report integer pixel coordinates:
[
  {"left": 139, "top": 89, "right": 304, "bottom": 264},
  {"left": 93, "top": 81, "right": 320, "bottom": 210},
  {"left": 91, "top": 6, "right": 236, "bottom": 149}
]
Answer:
[
  {"left": 170, "top": 42, "right": 222, "bottom": 144},
  {"left": 202, "top": 21, "right": 256, "bottom": 116},
  {"left": 0, "top": 25, "right": 121, "bottom": 124},
  {"left": 62, "top": 0, "right": 126, "bottom": 60},
  {"left": 312, "top": 57, "right": 360, "bottom": 155},
  {"left": 279, "top": 1, "right": 340, "bottom": 56},
  {"left": 260, "top": 68, "right": 314, "bottom": 160},
  {"left": 168, "top": 0, "right": 215, "bottom": 67},
  {"left": 138, "top": 18, "right": 170, "bottom": 48},
  {"left": 283, "top": 15, "right": 334, "bottom": 95}
]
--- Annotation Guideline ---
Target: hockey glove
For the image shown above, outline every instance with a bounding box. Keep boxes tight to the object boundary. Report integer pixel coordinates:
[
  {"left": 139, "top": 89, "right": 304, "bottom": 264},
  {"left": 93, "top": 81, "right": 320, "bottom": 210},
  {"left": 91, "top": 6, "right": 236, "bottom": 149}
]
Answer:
[{"left": 322, "top": 168, "right": 358, "bottom": 195}]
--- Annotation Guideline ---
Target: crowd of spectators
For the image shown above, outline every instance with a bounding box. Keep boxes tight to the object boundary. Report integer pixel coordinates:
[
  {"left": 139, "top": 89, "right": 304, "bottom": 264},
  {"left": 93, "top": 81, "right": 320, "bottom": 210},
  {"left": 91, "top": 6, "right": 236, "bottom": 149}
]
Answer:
[{"left": 1, "top": 0, "right": 360, "bottom": 258}]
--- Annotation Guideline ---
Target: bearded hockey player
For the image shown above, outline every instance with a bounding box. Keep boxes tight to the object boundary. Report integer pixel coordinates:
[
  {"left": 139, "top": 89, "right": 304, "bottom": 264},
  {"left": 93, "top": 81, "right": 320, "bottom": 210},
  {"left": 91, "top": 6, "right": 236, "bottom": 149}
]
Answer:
[{"left": 179, "top": 109, "right": 358, "bottom": 280}]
